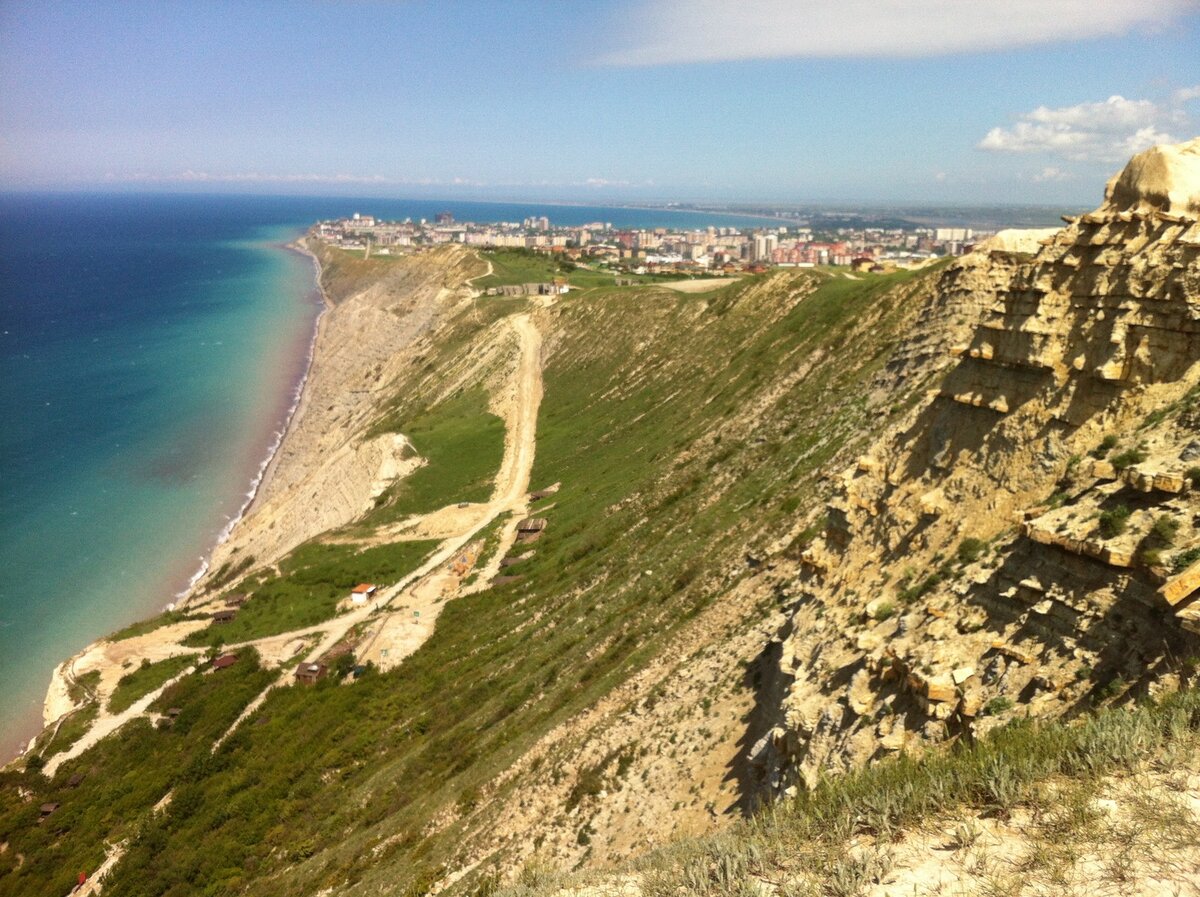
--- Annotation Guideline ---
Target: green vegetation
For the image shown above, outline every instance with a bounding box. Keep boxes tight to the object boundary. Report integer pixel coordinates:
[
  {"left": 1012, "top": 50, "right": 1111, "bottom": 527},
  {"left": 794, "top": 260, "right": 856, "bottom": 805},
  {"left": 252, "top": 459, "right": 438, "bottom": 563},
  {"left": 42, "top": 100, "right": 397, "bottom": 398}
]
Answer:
[
  {"left": 366, "top": 387, "right": 505, "bottom": 525},
  {"left": 1091, "top": 434, "right": 1119, "bottom": 458},
  {"left": 35, "top": 704, "right": 99, "bottom": 760},
  {"left": 955, "top": 537, "right": 986, "bottom": 565},
  {"left": 1150, "top": 514, "right": 1181, "bottom": 547},
  {"left": 1173, "top": 545, "right": 1200, "bottom": 573},
  {"left": 0, "top": 653, "right": 275, "bottom": 897},
  {"left": 1110, "top": 448, "right": 1147, "bottom": 471},
  {"left": 108, "top": 656, "right": 197, "bottom": 714},
  {"left": 183, "top": 539, "right": 437, "bottom": 646},
  {"left": 108, "top": 611, "right": 194, "bottom": 643},
  {"left": 1098, "top": 504, "right": 1131, "bottom": 539},
  {"left": 473, "top": 249, "right": 570, "bottom": 289},
  {"left": 1188, "top": 466, "right": 1200, "bottom": 488},
  {"left": 870, "top": 601, "right": 896, "bottom": 622},
  {"left": 0, "top": 264, "right": 953, "bottom": 897},
  {"left": 982, "top": 695, "right": 1015, "bottom": 716}
]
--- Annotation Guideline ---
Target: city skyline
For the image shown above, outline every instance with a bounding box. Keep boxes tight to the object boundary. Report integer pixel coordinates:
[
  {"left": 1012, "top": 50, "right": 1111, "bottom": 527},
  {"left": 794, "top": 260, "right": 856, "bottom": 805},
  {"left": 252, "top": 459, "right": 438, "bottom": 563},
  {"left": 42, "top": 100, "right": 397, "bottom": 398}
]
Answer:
[{"left": 2, "top": 0, "right": 1199, "bottom": 204}]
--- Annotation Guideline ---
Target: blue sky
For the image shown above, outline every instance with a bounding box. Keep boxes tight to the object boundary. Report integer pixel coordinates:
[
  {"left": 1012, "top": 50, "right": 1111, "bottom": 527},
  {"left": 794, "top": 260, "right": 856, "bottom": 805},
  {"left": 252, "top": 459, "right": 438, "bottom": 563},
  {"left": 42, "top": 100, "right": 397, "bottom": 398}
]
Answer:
[{"left": 1, "top": 0, "right": 1198, "bottom": 204}]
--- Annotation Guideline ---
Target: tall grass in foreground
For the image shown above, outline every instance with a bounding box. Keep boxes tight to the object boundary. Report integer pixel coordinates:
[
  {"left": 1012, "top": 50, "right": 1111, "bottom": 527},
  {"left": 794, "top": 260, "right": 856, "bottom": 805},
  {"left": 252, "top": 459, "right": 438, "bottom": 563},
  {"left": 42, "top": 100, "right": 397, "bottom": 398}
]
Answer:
[{"left": 499, "top": 689, "right": 1200, "bottom": 896}]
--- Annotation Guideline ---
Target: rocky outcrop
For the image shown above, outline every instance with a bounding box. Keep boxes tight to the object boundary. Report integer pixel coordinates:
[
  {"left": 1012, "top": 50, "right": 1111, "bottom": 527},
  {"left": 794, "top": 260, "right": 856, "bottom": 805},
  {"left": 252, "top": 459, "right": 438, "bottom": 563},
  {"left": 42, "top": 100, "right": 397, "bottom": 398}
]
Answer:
[{"left": 758, "top": 139, "right": 1200, "bottom": 793}]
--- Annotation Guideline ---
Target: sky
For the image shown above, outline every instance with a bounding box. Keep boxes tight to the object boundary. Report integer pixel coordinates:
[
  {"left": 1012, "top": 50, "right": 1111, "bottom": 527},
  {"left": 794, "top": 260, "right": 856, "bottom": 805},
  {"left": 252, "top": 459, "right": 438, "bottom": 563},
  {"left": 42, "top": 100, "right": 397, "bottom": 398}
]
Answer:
[{"left": 1, "top": 0, "right": 1198, "bottom": 205}]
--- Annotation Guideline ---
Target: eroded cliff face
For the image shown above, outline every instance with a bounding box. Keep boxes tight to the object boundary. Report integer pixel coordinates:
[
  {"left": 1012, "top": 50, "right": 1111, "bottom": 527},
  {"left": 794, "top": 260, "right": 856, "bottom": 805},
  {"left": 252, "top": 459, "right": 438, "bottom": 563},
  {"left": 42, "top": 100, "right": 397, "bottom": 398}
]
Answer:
[
  {"left": 194, "top": 244, "right": 483, "bottom": 589},
  {"left": 757, "top": 138, "right": 1200, "bottom": 793}
]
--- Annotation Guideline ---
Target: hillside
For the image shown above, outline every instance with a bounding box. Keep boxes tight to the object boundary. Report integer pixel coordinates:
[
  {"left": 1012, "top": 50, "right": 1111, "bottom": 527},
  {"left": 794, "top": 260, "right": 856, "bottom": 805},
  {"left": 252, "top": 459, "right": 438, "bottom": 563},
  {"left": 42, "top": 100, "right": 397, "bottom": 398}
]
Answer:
[{"left": 2, "top": 139, "right": 1199, "bottom": 897}]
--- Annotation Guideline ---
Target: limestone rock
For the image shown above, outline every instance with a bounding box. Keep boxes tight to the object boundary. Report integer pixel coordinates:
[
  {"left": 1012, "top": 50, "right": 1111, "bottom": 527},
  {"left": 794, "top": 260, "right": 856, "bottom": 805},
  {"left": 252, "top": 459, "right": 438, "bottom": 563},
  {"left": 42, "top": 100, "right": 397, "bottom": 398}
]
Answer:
[{"left": 1103, "top": 137, "right": 1200, "bottom": 217}]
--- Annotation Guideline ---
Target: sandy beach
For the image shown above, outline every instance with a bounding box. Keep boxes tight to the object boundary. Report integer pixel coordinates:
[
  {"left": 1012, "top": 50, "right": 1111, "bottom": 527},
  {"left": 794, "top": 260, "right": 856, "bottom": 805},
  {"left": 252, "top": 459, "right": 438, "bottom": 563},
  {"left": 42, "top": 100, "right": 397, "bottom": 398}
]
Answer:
[
  {"left": 26, "top": 238, "right": 554, "bottom": 780},
  {"left": 21, "top": 241, "right": 492, "bottom": 760}
]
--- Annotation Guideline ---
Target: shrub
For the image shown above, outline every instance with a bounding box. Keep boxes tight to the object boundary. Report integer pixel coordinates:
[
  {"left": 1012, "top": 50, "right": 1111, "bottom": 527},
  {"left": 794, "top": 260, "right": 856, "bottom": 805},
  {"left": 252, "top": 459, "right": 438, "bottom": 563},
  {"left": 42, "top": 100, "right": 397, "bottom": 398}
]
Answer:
[
  {"left": 1187, "top": 466, "right": 1200, "bottom": 488},
  {"left": 1150, "top": 514, "right": 1181, "bottom": 547},
  {"left": 1140, "top": 548, "right": 1164, "bottom": 567},
  {"left": 1174, "top": 546, "right": 1200, "bottom": 573},
  {"left": 1110, "top": 448, "right": 1147, "bottom": 471},
  {"left": 1091, "top": 435, "right": 1118, "bottom": 458},
  {"left": 982, "top": 696, "right": 1014, "bottom": 716},
  {"left": 871, "top": 602, "right": 896, "bottom": 622},
  {"left": 1098, "top": 505, "right": 1131, "bottom": 539},
  {"left": 956, "top": 537, "right": 986, "bottom": 565}
]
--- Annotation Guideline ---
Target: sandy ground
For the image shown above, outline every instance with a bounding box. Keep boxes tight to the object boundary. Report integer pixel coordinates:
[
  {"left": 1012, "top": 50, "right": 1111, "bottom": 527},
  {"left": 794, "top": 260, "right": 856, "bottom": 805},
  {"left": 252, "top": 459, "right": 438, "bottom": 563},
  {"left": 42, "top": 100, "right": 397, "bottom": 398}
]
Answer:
[{"left": 656, "top": 277, "right": 740, "bottom": 293}]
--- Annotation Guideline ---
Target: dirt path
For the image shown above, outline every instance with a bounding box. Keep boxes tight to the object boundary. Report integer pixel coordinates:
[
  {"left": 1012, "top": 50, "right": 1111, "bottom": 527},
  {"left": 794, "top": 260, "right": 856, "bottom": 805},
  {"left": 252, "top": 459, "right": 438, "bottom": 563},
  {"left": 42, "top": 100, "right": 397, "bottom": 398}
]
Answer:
[
  {"left": 66, "top": 840, "right": 125, "bottom": 896},
  {"left": 44, "top": 662, "right": 198, "bottom": 777},
  {"left": 214, "top": 310, "right": 542, "bottom": 743},
  {"left": 39, "top": 301, "right": 544, "bottom": 781}
]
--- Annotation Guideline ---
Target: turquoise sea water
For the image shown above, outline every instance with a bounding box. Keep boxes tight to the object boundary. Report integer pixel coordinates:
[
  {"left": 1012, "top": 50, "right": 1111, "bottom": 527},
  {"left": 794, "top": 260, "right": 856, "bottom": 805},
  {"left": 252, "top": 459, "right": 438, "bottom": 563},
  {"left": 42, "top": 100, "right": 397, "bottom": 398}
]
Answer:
[{"left": 0, "top": 194, "right": 324, "bottom": 755}]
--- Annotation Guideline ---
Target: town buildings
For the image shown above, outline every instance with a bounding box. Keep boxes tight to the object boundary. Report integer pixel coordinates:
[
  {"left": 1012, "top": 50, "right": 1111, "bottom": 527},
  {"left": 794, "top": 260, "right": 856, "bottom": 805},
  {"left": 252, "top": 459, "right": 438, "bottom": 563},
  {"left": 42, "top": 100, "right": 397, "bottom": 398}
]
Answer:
[{"left": 316, "top": 210, "right": 997, "bottom": 276}]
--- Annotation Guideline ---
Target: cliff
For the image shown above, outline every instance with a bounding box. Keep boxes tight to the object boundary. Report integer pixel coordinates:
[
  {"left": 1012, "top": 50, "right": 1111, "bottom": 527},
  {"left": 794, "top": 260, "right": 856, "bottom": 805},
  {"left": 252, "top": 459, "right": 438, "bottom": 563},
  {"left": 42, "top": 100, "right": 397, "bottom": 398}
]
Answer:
[{"left": 757, "top": 137, "right": 1200, "bottom": 791}]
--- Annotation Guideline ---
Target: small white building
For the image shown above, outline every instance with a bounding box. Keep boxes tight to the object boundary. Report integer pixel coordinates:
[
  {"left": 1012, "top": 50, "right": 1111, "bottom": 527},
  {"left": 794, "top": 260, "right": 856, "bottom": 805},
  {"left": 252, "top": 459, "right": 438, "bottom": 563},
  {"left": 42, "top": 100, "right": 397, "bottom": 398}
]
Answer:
[{"left": 350, "top": 583, "right": 378, "bottom": 605}]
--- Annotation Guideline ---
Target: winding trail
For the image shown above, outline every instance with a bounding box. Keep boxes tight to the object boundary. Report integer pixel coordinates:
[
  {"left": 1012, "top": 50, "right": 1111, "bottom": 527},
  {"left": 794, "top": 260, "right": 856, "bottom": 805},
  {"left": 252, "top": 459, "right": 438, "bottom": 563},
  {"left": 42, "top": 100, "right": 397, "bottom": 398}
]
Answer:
[{"left": 46, "top": 308, "right": 544, "bottom": 770}]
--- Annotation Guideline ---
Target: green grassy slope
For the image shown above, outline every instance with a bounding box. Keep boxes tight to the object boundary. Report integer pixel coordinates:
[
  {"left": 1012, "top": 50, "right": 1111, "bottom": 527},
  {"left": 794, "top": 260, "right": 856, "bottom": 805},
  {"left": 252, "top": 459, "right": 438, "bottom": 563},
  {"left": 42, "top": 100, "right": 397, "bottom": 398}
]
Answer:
[{"left": 0, "top": 264, "right": 951, "bottom": 897}]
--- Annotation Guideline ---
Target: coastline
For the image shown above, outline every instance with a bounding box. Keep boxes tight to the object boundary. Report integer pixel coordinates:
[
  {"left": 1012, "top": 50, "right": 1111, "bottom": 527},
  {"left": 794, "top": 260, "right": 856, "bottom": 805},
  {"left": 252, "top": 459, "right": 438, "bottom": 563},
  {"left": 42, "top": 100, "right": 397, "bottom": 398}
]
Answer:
[
  {"left": 13, "top": 231, "right": 327, "bottom": 759},
  {"left": 175, "top": 235, "right": 330, "bottom": 609}
]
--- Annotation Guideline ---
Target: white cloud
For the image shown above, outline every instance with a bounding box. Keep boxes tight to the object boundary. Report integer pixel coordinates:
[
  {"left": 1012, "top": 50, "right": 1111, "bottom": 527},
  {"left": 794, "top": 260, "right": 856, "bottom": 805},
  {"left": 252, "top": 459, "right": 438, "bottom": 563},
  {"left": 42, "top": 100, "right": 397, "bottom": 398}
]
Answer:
[
  {"left": 593, "top": 0, "right": 1195, "bottom": 65},
  {"left": 1032, "top": 166, "right": 1072, "bottom": 182},
  {"left": 978, "top": 94, "right": 1187, "bottom": 161},
  {"left": 1173, "top": 85, "right": 1200, "bottom": 103}
]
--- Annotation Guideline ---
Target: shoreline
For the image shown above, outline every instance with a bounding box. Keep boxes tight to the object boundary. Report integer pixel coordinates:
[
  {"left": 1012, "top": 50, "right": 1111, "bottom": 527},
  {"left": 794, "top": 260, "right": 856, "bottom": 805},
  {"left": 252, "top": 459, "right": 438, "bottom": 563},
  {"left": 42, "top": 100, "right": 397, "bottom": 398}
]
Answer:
[
  {"left": 12, "top": 231, "right": 327, "bottom": 760},
  {"left": 174, "top": 235, "right": 330, "bottom": 609}
]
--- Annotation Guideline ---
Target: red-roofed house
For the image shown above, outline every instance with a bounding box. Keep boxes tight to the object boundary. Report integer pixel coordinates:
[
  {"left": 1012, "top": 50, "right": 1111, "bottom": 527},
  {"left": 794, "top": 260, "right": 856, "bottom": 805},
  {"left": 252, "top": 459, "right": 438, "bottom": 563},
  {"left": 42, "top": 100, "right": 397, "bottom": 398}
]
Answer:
[{"left": 350, "top": 583, "right": 378, "bottom": 605}]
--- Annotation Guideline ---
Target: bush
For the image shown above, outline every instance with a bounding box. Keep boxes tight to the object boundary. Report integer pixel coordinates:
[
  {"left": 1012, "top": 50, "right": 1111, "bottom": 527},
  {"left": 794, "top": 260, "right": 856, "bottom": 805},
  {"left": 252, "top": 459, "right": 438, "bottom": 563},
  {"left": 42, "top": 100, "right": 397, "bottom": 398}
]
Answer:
[
  {"left": 1140, "top": 548, "right": 1164, "bottom": 567},
  {"left": 1187, "top": 466, "right": 1200, "bottom": 488},
  {"left": 1150, "top": 514, "right": 1181, "bottom": 547},
  {"left": 1098, "top": 505, "right": 1131, "bottom": 539},
  {"left": 1110, "top": 448, "right": 1147, "bottom": 471},
  {"left": 982, "top": 696, "right": 1014, "bottom": 716},
  {"left": 1091, "top": 435, "right": 1118, "bottom": 458},
  {"left": 871, "top": 602, "right": 896, "bottom": 622},
  {"left": 1174, "top": 546, "right": 1200, "bottom": 573},
  {"left": 956, "top": 537, "right": 986, "bottom": 565}
]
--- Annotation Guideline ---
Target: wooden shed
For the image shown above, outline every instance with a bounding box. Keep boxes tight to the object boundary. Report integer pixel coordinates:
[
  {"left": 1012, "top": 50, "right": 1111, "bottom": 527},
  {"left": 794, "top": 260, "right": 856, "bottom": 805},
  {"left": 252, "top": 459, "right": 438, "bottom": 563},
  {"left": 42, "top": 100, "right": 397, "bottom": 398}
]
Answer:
[
  {"left": 211, "top": 653, "right": 238, "bottom": 671},
  {"left": 516, "top": 518, "right": 547, "bottom": 543},
  {"left": 294, "top": 662, "right": 327, "bottom": 686},
  {"left": 212, "top": 609, "right": 237, "bottom": 624}
]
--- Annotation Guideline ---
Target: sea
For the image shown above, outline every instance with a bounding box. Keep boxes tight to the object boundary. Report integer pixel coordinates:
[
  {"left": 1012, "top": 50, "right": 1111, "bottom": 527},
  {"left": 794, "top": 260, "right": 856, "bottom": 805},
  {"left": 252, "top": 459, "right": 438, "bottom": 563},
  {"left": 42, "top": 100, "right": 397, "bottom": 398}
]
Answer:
[{"left": 0, "top": 192, "right": 1070, "bottom": 757}]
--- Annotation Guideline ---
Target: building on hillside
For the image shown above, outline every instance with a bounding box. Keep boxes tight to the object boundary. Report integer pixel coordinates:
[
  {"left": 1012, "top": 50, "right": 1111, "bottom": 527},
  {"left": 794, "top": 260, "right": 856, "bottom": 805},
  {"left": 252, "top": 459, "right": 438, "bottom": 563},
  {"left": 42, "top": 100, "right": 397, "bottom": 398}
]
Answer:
[
  {"left": 295, "top": 662, "right": 328, "bottom": 685},
  {"left": 350, "top": 583, "right": 378, "bottom": 605},
  {"left": 212, "top": 653, "right": 238, "bottom": 671},
  {"left": 516, "top": 518, "right": 547, "bottom": 543},
  {"left": 212, "top": 609, "right": 237, "bottom": 624}
]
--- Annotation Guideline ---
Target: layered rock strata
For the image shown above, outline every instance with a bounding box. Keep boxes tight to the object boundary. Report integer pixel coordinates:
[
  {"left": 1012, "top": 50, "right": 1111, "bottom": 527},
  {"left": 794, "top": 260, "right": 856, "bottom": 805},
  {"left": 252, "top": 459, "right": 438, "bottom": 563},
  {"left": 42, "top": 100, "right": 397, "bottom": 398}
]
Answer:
[{"left": 758, "top": 138, "right": 1200, "bottom": 792}]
